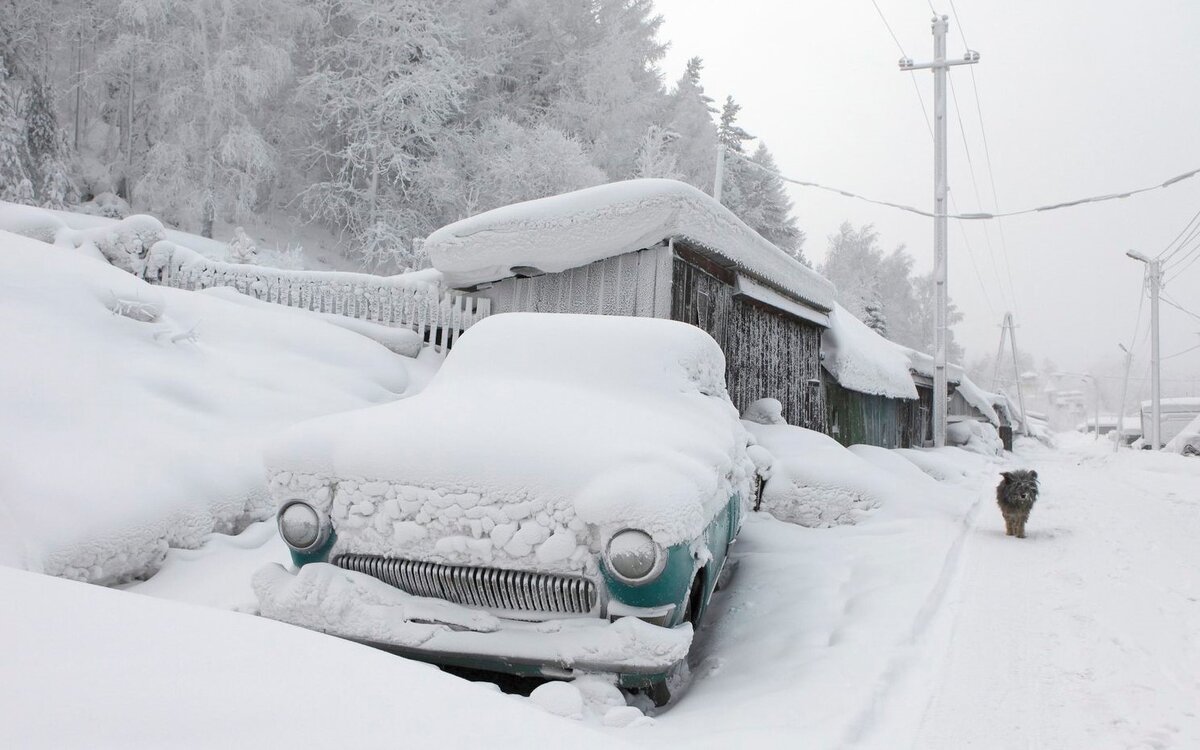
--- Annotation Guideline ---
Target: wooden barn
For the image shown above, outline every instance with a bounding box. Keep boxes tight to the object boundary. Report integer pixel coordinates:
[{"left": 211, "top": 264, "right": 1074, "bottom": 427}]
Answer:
[{"left": 424, "top": 179, "right": 836, "bottom": 431}]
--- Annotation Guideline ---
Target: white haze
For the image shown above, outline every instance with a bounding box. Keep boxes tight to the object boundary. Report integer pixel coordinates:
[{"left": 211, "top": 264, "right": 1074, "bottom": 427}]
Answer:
[{"left": 654, "top": 0, "right": 1200, "bottom": 400}]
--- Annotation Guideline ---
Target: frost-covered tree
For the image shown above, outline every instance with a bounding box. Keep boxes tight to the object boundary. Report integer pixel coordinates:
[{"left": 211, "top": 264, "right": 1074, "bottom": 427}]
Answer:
[
  {"left": 822, "top": 221, "right": 961, "bottom": 357},
  {"left": 114, "top": 0, "right": 303, "bottom": 236},
  {"left": 663, "top": 56, "right": 718, "bottom": 190},
  {"left": 0, "top": 58, "right": 29, "bottom": 201},
  {"left": 298, "top": 0, "right": 472, "bottom": 268},
  {"left": 633, "top": 124, "right": 682, "bottom": 180},
  {"left": 426, "top": 116, "right": 606, "bottom": 224},
  {"left": 23, "top": 74, "right": 77, "bottom": 208},
  {"left": 735, "top": 143, "right": 806, "bottom": 263},
  {"left": 822, "top": 222, "right": 886, "bottom": 322}
]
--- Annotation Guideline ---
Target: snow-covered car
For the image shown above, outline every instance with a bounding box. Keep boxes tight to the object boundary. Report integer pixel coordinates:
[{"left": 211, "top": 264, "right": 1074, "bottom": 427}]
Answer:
[{"left": 254, "top": 313, "right": 755, "bottom": 704}]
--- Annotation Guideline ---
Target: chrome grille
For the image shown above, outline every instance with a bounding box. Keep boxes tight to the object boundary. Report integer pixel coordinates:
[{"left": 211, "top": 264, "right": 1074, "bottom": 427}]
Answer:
[{"left": 333, "top": 554, "right": 597, "bottom": 615}]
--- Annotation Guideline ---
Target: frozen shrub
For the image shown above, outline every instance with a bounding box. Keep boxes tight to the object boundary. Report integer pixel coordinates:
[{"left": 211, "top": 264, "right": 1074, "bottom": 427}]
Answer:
[{"left": 227, "top": 226, "right": 258, "bottom": 264}]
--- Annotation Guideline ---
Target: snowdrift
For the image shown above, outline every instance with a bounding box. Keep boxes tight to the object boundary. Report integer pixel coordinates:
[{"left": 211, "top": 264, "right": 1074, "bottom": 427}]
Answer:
[
  {"left": 0, "top": 567, "right": 620, "bottom": 748},
  {"left": 0, "top": 231, "right": 411, "bottom": 584}
]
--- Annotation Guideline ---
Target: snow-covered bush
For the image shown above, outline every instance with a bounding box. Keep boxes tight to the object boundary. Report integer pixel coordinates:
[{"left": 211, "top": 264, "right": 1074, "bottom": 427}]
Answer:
[
  {"left": 227, "top": 226, "right": 258, "bottom": 264},
  {"left": 78, "top": 214, "right": 167, "bottom": 277},
  {"left": 77, "top": 191, "right": 131, "bottom": 219}
]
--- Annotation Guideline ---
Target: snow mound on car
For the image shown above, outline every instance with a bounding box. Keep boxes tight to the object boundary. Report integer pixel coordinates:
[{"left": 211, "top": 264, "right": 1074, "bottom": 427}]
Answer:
[{"left": 267, "top": 313, "right": 755, "bottom": 563}]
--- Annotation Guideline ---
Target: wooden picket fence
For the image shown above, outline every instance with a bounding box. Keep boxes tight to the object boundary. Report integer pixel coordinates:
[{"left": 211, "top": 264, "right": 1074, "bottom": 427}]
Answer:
[{"left": 146, "top": 241, "right": 490, "bottom": 351}]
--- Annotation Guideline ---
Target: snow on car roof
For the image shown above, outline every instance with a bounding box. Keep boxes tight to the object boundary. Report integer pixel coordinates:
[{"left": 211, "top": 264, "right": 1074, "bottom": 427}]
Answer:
[
  {"left": 821, "top": 304, "right": 918, "bottom": 399},
  {"left": 266, "top": 313, "right": 754, "bottom": 547},
  {"left": 425, "top": 179, "right": 835, "bottom": 312}
]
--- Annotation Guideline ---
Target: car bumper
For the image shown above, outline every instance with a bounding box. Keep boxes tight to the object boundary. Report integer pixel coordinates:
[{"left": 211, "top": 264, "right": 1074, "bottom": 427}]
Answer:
[{"left": 253, "top": 562, "right": 692, "bottom": 685}]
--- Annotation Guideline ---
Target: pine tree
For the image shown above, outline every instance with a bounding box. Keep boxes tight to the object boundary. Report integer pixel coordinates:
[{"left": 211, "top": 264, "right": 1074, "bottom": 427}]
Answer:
[
  {"left": 717, "top": 95, "right": 753, "bottom": 153},
  {"left": 633, "top": 124, "right": 682, "bottom": 180},
  {"left": 23, "top": 74, "right": 77, "bottom": 208},
  {"left": 742, "top": 143, "right": 806, "bottom": 263},
  {"left": 0, "top": 58, "right": 31, "bottom": 202},
  {"left": 663, "top": 56, "right": 718, "bottom": 190}
]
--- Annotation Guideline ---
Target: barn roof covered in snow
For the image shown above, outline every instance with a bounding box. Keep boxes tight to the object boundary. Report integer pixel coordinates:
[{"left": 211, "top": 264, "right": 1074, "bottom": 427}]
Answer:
[
  {"left": 821, "top": 304, "right": 918, "bottom": 400},
  {"left": 425, "top": 179, "right": 835, "bottom": 312}
]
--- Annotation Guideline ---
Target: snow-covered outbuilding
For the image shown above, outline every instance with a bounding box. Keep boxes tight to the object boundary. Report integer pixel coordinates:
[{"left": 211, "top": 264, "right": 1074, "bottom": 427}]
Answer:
[
  {"left": 425, "top": 179, "right": 836, "bottom": 430},
  {"left": 820, "top": 304, "right": 927, "bottom": 448}
]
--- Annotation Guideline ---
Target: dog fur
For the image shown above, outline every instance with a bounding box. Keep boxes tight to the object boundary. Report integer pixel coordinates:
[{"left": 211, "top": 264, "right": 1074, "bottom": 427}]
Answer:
[{"left": 997, "top": 469, "right": 1039, "bottom": 538}]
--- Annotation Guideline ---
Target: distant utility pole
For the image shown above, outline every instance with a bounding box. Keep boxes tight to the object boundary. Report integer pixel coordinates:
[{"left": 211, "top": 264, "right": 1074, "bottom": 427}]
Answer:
[
  {"left": 993, "top": 312, "right": 1031, "bottom": 438},
  {"left": 900, "top": 16, "right": 980, "bottom": 448},
  {"left": 1126, "top": 250, "right": 1162, "bottom": 448},
  {"left": 1115, "top": 342, "right": 1132, "bottom": 453}
]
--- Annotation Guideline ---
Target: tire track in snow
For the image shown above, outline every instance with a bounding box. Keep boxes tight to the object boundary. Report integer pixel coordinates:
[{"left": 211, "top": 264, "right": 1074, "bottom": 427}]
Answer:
[{"left": 840, "top": 467, "right": 998, "bottom": 748}]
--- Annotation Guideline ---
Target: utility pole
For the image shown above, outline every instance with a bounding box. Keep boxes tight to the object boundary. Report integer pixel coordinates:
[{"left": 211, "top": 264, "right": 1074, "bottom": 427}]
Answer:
[
  {"left": 1127, "top": 250, "right": 1162, "bottom": 448},
  {"left": 712, "top": 143, "right": 727, "bottom": 204},
  {"left": 991, "top": 314, "right": 1009, "bottom": 391},
  {"left": 1116, "top": 343, "right": 1132, "bottom": 452},
  {"left": 900, "top": 17, "right": 980, "bottom": 447}
]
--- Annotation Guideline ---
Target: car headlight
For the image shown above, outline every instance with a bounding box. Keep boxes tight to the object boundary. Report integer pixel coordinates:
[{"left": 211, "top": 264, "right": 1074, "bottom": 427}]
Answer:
[
  {"left": 604, "top": 529, "right": 665, "bottom": 585},
  {"left": 277, "top": 500, "right": 327, "bottom": 551}
]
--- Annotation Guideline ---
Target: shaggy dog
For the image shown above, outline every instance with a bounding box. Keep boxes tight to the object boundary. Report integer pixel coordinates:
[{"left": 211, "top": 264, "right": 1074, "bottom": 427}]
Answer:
[{"left": 997, "top": 470, "right": 1039, "bottom": 538}]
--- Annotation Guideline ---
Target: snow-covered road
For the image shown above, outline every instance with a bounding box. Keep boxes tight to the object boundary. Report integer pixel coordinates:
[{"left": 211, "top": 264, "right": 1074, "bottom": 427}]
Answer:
[{"left": 915, "top": 436, "right": 1200, "bottom": 749}]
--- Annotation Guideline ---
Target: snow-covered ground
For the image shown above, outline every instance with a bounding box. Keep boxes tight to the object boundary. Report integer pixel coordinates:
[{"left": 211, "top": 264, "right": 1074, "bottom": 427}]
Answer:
[{"left": 2, "top": 211, "right": 1198, "bottom": 747}]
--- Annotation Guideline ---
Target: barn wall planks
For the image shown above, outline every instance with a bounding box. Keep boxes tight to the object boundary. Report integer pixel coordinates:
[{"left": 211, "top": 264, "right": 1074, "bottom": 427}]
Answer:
[
  {"left": 475, "top": 245, "right": 670, "bottom": 317},
  {"left": 670, "top": 256, "right": 826, "bottom": 432}
]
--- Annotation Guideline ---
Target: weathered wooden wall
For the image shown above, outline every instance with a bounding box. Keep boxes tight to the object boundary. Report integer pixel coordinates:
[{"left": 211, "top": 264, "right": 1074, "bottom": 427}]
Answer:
[
  {"left": 824, "top": 376, "right": 905, "bottom": 448},
  {"left": 670, "top": 253, "right": 826, "bottom": 432},
  {"left": 473, "top": 245, "right": 672, "bottom": 318}
]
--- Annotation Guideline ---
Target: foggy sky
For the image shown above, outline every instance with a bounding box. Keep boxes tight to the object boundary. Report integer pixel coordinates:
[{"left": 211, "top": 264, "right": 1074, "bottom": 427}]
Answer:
[{"left": 653, "top": 0, "right": 1200, "bottom": 397}]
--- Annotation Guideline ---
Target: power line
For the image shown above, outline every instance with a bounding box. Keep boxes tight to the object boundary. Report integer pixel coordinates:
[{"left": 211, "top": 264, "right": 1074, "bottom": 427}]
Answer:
[
  {"left": 1160, "top": 293, "right": 1200, "bottom": 324},
  {"left": 1162, "top": 342, "right": 1200, "bottom": 361},
  {"left": 1166, "top": 241, "right": 1200, "bottom": 283},
  {"left": 946, "top": 0, "right": 1022, "bottom": 320},
  {"left": 948, "top": 74, "right": 1010, "bottom": 311},
  {"left": 1157, "top": 204, "right": 1200, "bottom": 264},
  {"left": 725, "top": 151, "right": 1200, "bottom": 221},
  {"left": 869, "top": 0, "right": 908, "bottom": 58}
]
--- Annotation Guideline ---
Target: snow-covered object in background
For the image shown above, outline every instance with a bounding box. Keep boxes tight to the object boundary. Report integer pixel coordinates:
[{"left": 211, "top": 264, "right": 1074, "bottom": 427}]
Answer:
[
  {"left": 226, "top": 226, "right": 258, "bottom": 263},
  {"left": 0, "top": 231, "right": 410, "bottom": 583},
  {"left": 1164, "top": 411, "right": 1200, "bottom": 455},
  {"left": 946, "top": 419, "right": 1004, "bottom": 456},
  {"left": 0, "top": 201, "right": 165, "bottom": 275},
  {"left": 899, "top": 344, "right": 1000, "bottom": 424},
  {"left": 743, "top": 422, "right": 904, "bottom": 527},
  {"left": 76, "top": 191, "right": 130, "bottom": 219},
  {"left": 742, "top": 397, "right": 787, "bottom": 425},
  {"left": 266, "top": 313, "right": 754, "bottom": 570},
  {"left": 425, "top": 178, "right": 835, "bottom": 311},
  {"left": 822, "top": 303, "right": 918, "bottom": 399}
]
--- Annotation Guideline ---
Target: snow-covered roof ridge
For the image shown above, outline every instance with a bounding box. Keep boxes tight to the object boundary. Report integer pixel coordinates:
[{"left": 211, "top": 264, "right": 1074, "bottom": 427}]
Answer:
[
  {"left": 821, "top": 304, "right": 918, "bottom": 399},
  {"left": 426, "top": 178, "right": 835, "bottom": 312}
]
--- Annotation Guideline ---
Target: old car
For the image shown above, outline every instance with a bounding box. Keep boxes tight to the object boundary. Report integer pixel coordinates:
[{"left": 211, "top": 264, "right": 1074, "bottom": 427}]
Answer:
[{"left": 253, "top": 313, "right": 754, "bottom": 704}]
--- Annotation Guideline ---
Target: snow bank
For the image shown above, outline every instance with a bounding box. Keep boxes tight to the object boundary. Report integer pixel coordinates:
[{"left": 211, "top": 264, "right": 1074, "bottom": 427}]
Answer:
[
  {"left": 267, "top": 314, "right": 754, "bottom": 567},
  {"left": 426, "top": 179, "right": 835, "bottom": 311},
  {"left": 0, "top": 567, "right": 621, "bottom": 748},
  {"left": 821, "top": 304, "right": 917, "bottom": 399},
  {"left": 946, "top": 419, "right": 1004, "bottom": 456},
  {"left": 0, "top": 231, "right": 411, "bottom": 584},
  {"left": 744, "top": 423, "right": 909, "bottom": 527}
]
